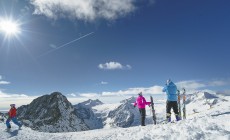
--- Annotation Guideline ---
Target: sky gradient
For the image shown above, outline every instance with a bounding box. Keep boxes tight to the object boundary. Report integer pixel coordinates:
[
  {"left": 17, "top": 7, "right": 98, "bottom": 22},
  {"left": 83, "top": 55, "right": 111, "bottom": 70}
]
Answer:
[{"left": 0, "top": 0, "right": 230, "bottom": 109}]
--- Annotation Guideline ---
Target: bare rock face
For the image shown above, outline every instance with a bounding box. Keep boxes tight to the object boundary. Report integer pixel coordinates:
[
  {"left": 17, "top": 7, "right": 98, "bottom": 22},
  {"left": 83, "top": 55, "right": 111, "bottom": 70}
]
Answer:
[{"left": 17, "top": 92, "right": 89, "bottom": 132}]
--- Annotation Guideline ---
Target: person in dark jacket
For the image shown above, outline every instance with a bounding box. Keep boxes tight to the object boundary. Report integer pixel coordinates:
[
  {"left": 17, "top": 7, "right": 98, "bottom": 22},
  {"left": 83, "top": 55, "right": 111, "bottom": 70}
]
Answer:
[
  {"left": 162, "top": 79, "right": 181, "bottom": 122},
  {"left": 6, "top": 104, "right": 22, "bottom": 130},
  {"left": 134, "top": 92, "right": 151, "bottom": 126}
]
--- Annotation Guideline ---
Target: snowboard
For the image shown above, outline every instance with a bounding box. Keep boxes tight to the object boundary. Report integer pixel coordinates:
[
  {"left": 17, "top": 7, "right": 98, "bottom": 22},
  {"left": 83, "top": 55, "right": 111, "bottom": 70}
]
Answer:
[
  {"left": 150, "top": 96, "right": 157, "bottom": 125},
  {"left": 182, "top": 88, "right": 186, "bottom": 119}
]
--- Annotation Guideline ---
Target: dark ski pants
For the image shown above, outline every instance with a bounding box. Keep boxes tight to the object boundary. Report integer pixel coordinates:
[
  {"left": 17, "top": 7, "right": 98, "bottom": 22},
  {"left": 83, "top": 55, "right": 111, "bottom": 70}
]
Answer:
[
  {"left": 139, "top": 108, "right": 146, "bottom": 126},
  {"left": 6, "top": 117, "right": 22, "bottom": 128},
  {"left": 166, "top": 101, "right": 179, "bottom": 119}
]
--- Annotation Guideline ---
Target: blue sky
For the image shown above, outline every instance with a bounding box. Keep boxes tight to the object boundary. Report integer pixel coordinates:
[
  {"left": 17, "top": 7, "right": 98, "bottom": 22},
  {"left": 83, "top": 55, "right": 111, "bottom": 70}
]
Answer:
[{"left": 0, "top": 0, "right": 230, "bottom": 108}]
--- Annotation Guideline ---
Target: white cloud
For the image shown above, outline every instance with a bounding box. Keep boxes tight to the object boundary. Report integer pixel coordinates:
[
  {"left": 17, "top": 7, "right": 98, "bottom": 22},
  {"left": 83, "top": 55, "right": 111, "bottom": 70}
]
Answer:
[
  {"left": 176, "top": 80, "right": 206, "bottom": 90},
  {"left": 29, "top": 0, "right": 152, "bottom": 21},
  {"left": 174, "top": 79, "right": 230, "bottom": 95},
  {"left": 101, "top": 85, "right": 163, "bottom": 96},
  {"left": 67, "top": 92, "right": 100, "bottom": 98},
  {"left": 0, "top": 81, "right": 10, "bottom": 85},
  {"left": 101, "top": 81, "right": 108, "bottom": 85},
  {"left": 0, "top": 90, "right": 37, "bottom": 110},
  {"left": 79, "top": 93, "right": 99, "bottom": 98},
  {"left": 216, "top": 90, "right": 230, "bottom": 96},
  {"left": 176, "top": 79, "right": 230, "bottom": 90},
  {"left": 0, "top": 75, "right": 10, "bottom": 85},
  {"left": 67, "top": 93, "right": 77, "bottom": 97},
  {"left": 0, "top": 91, "right": 28, "bottom": 98},
  {"left": 1, "top": 79, "right": 228, "bottom": 110},
  {"left": 208, "top": 80, "right": 228, "bottom": 86},
  {"left": 98, "top": 61, "right": 131, "bottom": 70},
  {"left": 126, "top": 65, "right": 132, "bottom": 69}
]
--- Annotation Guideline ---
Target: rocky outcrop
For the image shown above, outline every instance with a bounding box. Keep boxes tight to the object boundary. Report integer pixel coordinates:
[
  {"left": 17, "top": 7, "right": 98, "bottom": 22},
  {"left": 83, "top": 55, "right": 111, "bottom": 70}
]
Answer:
[{"left": 17, "top": 92, "right": 89, "bottom": 132}]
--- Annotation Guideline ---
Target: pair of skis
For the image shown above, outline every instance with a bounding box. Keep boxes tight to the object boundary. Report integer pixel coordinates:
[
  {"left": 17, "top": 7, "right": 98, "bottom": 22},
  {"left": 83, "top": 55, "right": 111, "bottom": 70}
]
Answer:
[
  {"left": 177, "top": 88, "right": 186, "bottom": 119},
  {"left": 150, "top": 96, "right": 157, "bottom": 125}
]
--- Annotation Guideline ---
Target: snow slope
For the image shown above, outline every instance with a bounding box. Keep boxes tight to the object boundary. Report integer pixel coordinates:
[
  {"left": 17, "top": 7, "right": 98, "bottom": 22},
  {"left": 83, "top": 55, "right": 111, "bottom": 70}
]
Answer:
[{"left": 0, "top": 92, "right": 229, "bottom": 140}]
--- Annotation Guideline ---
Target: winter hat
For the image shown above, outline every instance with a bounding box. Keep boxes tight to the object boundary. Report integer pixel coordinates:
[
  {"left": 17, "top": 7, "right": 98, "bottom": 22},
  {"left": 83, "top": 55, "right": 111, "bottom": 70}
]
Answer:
[
  {"left": 138, "top": 92, "right": 142, "bottom": 96},
  {"left": 10, "top": 104, "right": 15, "bottom": 107},
  {"left": 166, "top": 79, "right": 171, "bottom": 85}
]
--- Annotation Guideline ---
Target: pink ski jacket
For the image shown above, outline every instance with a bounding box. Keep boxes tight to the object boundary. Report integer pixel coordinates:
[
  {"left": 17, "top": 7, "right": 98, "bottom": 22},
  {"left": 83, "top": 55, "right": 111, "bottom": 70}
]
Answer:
[{"left": 134, "top": 95, "right": 151, "bottom": 109}]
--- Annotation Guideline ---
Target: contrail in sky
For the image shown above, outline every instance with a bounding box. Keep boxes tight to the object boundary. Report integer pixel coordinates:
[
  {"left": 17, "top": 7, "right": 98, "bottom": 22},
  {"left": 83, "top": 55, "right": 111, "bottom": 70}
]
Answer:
[{"left": 38, "top": 32, "right": 94, "bottom": 58}]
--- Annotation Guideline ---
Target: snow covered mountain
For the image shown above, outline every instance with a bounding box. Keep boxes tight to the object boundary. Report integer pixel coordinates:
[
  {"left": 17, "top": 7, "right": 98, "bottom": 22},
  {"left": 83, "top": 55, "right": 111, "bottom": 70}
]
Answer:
[
  {"left": 107, "top": 100, "right": 137, "bottom": 128},
  {"left": 185, "top": 91, "right": 227, "bottom": 115},
  {"left": 74, "top": 100, "right": 103, "bottom": 129},
  {"left": 75, "top": 99, "right": 103, "bottom": 108},
  {"left": 73, "top": 98, "right": 139, "bottom": 129},
  {"left": 17, "top": 92, "right": 89, "bottom": 132},
  {"left": 95, "top": 97, "right": 141, "bottom": 128},
  {"left": 120, "top": 96, "right": 136, "bottom": 104},
  {"left": 0, "top": 91, "right": 229, "bottom": 140}
]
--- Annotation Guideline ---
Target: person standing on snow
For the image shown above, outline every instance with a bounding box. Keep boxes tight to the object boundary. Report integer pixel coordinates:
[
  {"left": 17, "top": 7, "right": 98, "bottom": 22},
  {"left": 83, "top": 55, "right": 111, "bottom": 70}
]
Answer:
[
  {"left": 6, "top": 104, "right": 22, "bottom": 130},
  {"left": 134, "top": 92, "right": 151, "bottom": 126},
  {"left": 162, "top": 79, "right": 181, "bottom": 122}
]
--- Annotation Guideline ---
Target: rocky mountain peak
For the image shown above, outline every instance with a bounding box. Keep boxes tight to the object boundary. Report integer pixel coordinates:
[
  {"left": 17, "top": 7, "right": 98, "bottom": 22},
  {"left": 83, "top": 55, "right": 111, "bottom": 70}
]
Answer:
[{"left": 17, "top": 92, "right": 89, "bottom": 132}]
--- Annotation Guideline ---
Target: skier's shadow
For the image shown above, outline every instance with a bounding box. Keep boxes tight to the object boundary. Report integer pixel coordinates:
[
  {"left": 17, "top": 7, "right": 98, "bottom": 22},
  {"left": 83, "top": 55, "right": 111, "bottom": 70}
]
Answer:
[{"left": 7, "top": 129, "right": 19, "bottom": 138}]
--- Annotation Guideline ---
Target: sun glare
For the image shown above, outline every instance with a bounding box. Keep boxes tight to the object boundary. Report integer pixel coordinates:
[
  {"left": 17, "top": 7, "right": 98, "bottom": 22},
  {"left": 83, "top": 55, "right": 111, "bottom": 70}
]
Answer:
[{"left": 0, "top": 19, "right": 20, "bottom": 36}]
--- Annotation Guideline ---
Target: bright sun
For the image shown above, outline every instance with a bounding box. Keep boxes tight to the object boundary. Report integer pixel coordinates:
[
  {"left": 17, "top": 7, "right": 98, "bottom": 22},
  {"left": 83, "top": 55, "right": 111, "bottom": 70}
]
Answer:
[{"left": 0, "top": 19, "right": 20, "bottom": 36}]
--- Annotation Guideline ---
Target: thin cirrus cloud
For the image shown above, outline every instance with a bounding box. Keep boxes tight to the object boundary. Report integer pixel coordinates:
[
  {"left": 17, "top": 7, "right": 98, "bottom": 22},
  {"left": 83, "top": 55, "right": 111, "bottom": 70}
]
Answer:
[
  {"left": 29, "top": 0, "right": 153, "bottom": 21},
  {"left": 98, "top": 61, "right": 131, "bottom": 70},
  {"left": 49, "top": 44, "right": 57, "bottom": 49}
]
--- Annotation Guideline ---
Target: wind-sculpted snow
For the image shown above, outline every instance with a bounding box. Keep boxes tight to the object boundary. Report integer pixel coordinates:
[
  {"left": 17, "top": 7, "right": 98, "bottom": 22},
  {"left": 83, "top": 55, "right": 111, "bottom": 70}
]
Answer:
[{"left": 17, "top": 92, "right": 89, "bottom": 132}]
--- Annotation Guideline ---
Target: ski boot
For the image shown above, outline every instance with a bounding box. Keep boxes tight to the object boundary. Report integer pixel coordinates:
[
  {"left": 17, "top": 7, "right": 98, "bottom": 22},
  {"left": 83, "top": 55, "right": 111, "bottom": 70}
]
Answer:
[
  {"left": 166, "top": 113, "right": 171, "bottom": 123},
  {"left": 19, "top": 124, "right": 22, "bottom": 130},
  {"left": 167, "top": 117, "right": 171, "bottom": 123},
  {"left": 176, "top": 115, "right": 181, "bottom": 121},
  {"left": 6, "top": 126, "right": 11, "bottom": 132}
]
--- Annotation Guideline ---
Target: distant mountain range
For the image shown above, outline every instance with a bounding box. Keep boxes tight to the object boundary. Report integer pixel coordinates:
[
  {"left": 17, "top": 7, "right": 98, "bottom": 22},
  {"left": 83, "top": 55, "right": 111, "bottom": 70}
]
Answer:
[{"left": 11, "top": 91, "right": 226, "bottom": 133}]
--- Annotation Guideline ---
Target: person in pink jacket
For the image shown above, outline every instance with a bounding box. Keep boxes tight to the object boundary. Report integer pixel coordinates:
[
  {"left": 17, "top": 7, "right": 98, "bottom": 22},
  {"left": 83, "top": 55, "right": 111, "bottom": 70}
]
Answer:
[{"left": 134, "top": 92, "right": 151, "bottom": 126}]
